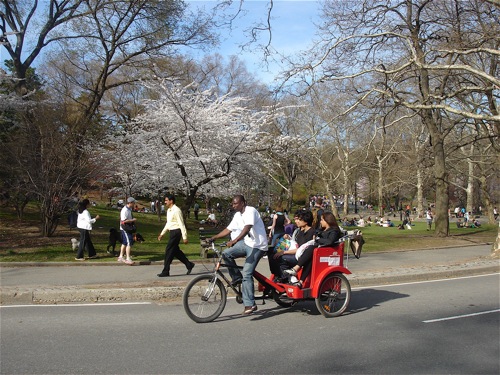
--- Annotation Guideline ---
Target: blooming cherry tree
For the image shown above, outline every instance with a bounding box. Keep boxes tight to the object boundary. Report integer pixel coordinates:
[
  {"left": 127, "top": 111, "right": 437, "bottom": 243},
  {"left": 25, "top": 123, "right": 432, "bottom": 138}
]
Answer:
[{"left": 107, "top": 80, "right": 281, "bottom": 212}]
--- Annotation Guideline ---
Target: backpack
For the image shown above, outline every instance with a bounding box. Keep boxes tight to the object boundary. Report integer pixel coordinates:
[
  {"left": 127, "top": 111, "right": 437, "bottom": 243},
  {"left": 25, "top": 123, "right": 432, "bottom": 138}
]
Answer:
[{"left": 311, "top": 207, "right": 324, "bottom": 229}]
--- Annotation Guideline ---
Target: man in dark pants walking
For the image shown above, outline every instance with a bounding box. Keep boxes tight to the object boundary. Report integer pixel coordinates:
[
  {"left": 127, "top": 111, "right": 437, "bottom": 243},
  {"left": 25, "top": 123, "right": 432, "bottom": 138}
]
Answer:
[{"left": 157, "top": 194, "right": 194, "bottom": 277}]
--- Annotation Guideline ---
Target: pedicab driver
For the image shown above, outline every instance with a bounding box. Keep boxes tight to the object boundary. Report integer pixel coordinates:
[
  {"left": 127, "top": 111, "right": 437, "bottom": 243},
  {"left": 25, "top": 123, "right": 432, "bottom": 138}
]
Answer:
[{"left": 210, "top": 195, "right": 268, "bottom": 315}]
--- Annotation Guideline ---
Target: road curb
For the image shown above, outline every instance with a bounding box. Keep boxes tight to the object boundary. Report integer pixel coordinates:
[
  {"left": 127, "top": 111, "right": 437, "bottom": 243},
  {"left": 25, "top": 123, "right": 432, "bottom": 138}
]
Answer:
[
  {"left": 349, "top": 265, "right": 499, "bottom": 288},
  {"left": 0, "top": 285, "right": 186, "bottom": 305},
  {"left": 2, "top": 263, "right": 498, "bottom": 305}
]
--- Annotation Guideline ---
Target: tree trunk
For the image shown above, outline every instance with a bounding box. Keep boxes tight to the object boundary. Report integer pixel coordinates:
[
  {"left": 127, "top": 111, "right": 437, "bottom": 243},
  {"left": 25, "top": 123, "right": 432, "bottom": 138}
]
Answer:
[
  {"left": 286, "top": 186, "right": 294, "bottom": 214},
  {"left": 40, "top": 203, "right": 60, "bottom": 237},
  {"left": 479, "top": 171, "right": 496, "bottom": 225},
  {"left": 377, "top": 157, "right": 384, "bottom": 217},
  {"left": 431, "top": 136, "right": 450, "bottom": 237},
  {"left": 465, "top": 145, "right": 474, "bottom": 215},
  {"left": 416, "top": 168, "right": 424, "bottom": 218},
  {"left": 13, "top": 193, "right": 30, "bottom": 220},
  {"left": 492, "top": 223, "right": 499, "bottom": 258},
  {"left": 412, "top": 24, "right": 449, "bottom": 236},
  {"left": 330, "top": 197, "right": 340, "bottom": 218}
]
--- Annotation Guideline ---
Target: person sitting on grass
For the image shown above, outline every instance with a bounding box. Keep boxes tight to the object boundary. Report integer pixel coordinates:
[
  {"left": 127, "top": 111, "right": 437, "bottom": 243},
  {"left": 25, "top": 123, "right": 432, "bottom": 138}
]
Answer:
[{"left": 283, "top": 211, "right": 343, "bottom": 288}]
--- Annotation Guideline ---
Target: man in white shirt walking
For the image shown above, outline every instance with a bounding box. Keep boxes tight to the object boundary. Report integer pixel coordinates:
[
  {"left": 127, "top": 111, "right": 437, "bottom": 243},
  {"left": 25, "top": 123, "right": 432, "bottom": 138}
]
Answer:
[{"left": 118, "top": 197, "right": 137, "bottom": 265}]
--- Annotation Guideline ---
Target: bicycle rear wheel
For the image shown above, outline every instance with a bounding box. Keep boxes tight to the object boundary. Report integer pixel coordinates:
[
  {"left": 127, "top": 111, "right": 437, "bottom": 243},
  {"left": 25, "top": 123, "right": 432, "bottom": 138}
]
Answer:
[
  {"left": 315, "top": 273, "right": 351, "bottom": 318},
  {"left": 183, "top": 274, "right": 227, "bottom": 323}
]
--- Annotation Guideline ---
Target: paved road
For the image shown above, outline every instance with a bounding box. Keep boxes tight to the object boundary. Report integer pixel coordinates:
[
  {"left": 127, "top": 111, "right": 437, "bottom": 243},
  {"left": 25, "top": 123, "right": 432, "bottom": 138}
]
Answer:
[
  {"left": 1, "top": 274, "right": 498, "bottom": 374},
  {"left": 0, "top": 244, "right": 498, "bottom": 305}
]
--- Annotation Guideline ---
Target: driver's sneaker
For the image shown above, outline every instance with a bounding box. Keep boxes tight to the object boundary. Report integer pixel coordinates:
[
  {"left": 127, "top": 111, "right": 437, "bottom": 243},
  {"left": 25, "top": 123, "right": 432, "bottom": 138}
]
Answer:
[{"left": 242, "top": 305, "right": 258, "bottom": 315}]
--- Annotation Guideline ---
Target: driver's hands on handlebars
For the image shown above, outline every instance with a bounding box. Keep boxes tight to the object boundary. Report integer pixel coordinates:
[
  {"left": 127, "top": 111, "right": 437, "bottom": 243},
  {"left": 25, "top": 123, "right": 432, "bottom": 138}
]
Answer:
[{"left": 202, "top": 238, "right": 214, "bottom": 247}]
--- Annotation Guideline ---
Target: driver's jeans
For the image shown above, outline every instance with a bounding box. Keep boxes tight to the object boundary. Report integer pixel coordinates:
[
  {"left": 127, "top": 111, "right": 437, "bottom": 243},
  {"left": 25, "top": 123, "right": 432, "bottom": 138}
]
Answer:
[{"left": 222, "top": 241, "right": 265, "bottom": 307}]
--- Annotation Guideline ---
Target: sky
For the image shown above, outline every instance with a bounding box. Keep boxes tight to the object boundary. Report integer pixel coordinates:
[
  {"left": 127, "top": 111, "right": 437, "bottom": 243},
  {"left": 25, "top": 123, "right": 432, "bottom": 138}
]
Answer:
[
  {"left": 0, "top": 1, "right": 322, "bottom": 86},
  {"left": 186, "top": 0, "right": 322, "bottom": 84}
]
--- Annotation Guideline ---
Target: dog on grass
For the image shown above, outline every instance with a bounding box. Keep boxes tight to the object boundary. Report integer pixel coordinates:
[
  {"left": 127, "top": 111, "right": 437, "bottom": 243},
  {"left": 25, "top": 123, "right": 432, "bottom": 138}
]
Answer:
[
  {"left": 106, "top": 228, "right": 144, "bottom": 255},
  {"left": 107, "top": 228, "right": 122, "bottom": 256},
  {"left": 134, "top": 232, "right": 145, "bottom": 243},
  {"left": 71, "top": 238, "right": 79, "bottom": 251}
]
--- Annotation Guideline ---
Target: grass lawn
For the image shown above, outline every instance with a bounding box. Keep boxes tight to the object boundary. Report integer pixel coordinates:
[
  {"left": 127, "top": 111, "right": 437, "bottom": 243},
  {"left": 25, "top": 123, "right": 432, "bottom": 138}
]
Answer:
[{"left": 0, "top": 204, "right": 497, "bottom": 262}]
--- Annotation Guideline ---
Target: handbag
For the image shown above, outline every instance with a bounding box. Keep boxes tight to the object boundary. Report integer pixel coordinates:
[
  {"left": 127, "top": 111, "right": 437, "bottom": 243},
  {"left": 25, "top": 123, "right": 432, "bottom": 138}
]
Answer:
[
  {"left": 295, "top": 239, "right": 316, "bottom": 260},
  {"left": 122, "top": 223, "right": 137, "bottom": 233},
  {"left": 349, "top": 230, "right": 365, "bottom": 259}
]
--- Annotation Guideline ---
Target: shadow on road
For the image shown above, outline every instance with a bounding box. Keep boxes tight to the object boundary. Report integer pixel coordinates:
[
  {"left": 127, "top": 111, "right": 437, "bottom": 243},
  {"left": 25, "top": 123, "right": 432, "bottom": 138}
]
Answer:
[
  {"left": 204, "top": 288, "right": 410, "bottom": 322},
  {"left": 347, "top": 288, "right": 409, "bottom": 315}
]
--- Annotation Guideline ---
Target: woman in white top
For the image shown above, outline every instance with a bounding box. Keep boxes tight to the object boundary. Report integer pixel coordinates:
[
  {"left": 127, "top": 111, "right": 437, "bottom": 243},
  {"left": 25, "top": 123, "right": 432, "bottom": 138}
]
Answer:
[
  {"left": 426, "top": 209, "right": 433, "bottom": 231},
  {"left": 75, "top": 199, "right": 100, "bottom": 260}
]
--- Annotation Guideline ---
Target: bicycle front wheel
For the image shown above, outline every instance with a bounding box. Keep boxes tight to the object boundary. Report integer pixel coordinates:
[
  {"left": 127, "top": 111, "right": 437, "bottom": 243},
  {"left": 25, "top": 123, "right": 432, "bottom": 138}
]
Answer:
[
  {"left": 183, "top": 274, "right": 227, "bottom": 323},
  {"left": 315, "top": 273, "right": 351, "bottom": 318}
]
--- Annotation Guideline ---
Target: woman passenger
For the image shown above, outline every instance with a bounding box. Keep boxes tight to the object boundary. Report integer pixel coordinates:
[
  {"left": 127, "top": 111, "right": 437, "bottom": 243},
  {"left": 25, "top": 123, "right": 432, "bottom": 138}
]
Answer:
[{"left": 283, "top": 211, "right": 342, "bottom": 288}]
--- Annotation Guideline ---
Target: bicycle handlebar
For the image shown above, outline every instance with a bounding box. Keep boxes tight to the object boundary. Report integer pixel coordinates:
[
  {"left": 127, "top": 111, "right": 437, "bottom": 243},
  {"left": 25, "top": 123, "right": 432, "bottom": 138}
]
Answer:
[{"left": 205, "top": 241, "right": 228, "bottom": 257}]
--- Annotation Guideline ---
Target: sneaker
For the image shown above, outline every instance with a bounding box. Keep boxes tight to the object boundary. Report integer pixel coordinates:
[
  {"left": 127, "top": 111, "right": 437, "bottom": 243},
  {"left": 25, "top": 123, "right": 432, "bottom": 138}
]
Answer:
[
  {"left": 290, "top": 276, "right": 299, "bottom": 283},
  {"left": 242, "top": 305, "right": 258, "bottom": 315},
  {"left": 117, "top": 257, "right": 124, "bottom": 262},
  {"left": 75, "top": 257, "right": 85, "bottom": 261},
  {"left": 124, "top": 258, "right": 134, "bottom": 265},
  {"left": 284, "top": 268, "right": 297, "bottom": 276},
  {"left": 292, "top": 281, "right": 303, "bottom": 288},
  {"left": 88, "top": 255, "right": 98, "bottom": 259}
]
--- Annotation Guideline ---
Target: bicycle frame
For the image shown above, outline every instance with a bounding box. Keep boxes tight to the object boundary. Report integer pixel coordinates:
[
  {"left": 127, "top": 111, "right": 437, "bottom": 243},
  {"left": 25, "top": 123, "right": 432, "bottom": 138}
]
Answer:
[{"left": 208, "top": 242, "right": 287, "bottom": 299}]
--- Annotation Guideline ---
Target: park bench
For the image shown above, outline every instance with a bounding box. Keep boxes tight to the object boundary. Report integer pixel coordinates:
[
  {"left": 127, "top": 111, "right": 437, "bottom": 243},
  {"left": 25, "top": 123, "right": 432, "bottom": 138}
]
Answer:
[{"left": 198, "top": 227, "right": 229, "bottom": 258}]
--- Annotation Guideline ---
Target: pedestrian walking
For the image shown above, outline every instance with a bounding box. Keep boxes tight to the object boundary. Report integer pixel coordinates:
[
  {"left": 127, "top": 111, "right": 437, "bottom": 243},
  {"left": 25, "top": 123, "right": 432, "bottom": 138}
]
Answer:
[
  {"left": 194, "top": 202, "right": 200, "bottom": 221},
  {"left": 75, "top": 199, "right": 100, "bottom": 260},
  {"left": 157, "top": 194, "right": 194, "bottom": 277},
  {"left": 118, "top": 197, "right": 137, "bottom": 265},
  {"left": 426, "top": 208, "right": 433, "bottom": 231}
]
